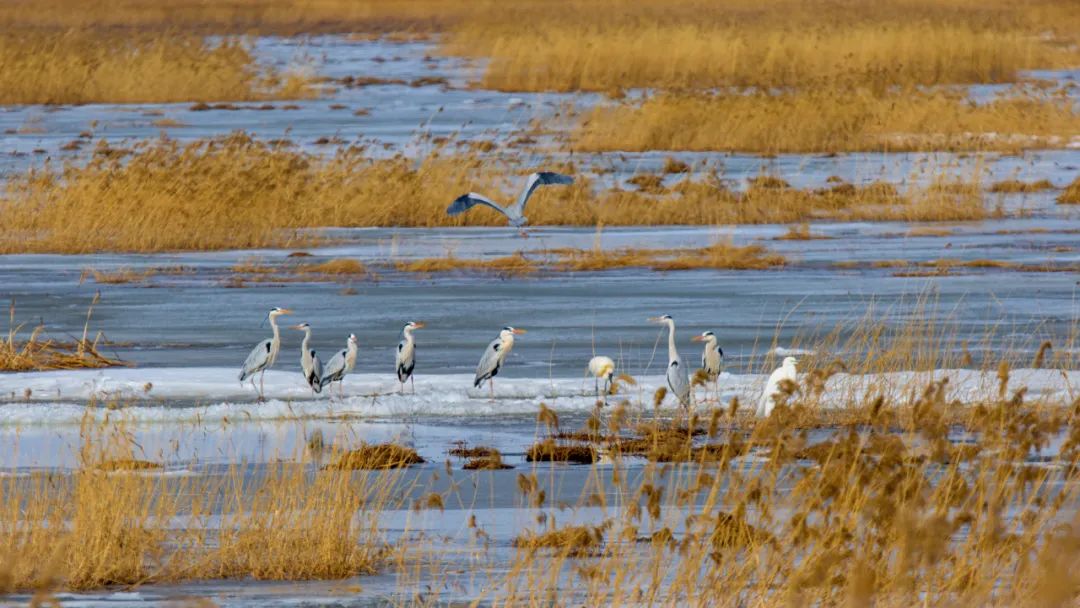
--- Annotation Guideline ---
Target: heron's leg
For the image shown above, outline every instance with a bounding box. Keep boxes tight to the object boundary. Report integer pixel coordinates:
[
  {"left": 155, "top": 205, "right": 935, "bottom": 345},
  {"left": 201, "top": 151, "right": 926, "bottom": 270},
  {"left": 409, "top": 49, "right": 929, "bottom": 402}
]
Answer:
[
  {"left": 410, "top": 375, "right": 415, "bottom": 394},
  {"left": 259, "top": 371, "right": 266, "bottom": 402},
  {"left": 594, "top": 378, "right": 599, "bottom": 398},
  {"left": 489, "top": 378, "right": 495, "bottom": 401}
]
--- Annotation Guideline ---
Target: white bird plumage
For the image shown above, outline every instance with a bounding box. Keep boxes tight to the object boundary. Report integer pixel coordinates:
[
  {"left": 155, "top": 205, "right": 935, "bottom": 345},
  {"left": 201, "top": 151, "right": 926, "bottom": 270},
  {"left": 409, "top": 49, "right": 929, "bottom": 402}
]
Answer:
[
  {"left": 757, "top": 356, "right": 798, "bottom": 417},
  {"left": 446, "top": 171, "right": 574, "bottom": 231},
  {"left": 395, "top": 321, "right": 426, "bottom": 394},
  {"left": 320, "top": 334, "right": 358, "bottom": 398},
  {"left": 588, "top": 355, "right": 616, "bottom": 402},
  {"left": 649, "top": 315, "right": 691, "bottom": 408},
  {"left": 291, "top": 323, "right": 323, "bottom": 395},
  {"left": 239, "top": 307, "right": 292, "bottom": 401},
  {"left": 473, "top": 326, "right": 525, "bottom": 399}
]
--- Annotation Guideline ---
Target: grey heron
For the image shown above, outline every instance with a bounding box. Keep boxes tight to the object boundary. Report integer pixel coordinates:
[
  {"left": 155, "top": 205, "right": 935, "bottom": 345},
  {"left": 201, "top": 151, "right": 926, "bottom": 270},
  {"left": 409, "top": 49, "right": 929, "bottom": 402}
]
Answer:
[
  {"left": 291, "top": 323, "right": 323, "bottom": 395},
  {"left": 473, "top": 326, "right": 526, "bottom": 399},
  {"left": 239, "top": 307, "right": 292, "bottom": 401},
  {"left": 757, "top": 357, "right": 798, "bottom": 417},
  {"left": 648, "top": 315, "right": 691, "bottom": 408},
  {"left": 446, "top": 171, "right": 574, "bottom": 233},
  {"left": 588, "top": 355, "right": 615, "bottom": 403},
  {"left": 395, "top": 321, "right": 426, "bottom": 394},
  {"left": 320, "top": 334, "right": 358, "bottom": 398},
  {"left": 692, "top": 331, "right": 724, "bottom": 381}
]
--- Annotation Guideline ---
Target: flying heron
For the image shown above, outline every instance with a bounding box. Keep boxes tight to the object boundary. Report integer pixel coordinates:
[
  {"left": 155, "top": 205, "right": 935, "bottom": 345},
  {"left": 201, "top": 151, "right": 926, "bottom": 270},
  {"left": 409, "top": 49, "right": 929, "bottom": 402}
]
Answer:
[
  {"left": 473, "top": 326, "right": 526, "bottom": 400},
  {"left": 291, "top": 322, "right": 323, "bottom": 396},
  {"left": 320, "top": 333, "right": 358, "bottom": 399},
  {"left": 446, "top": 171, "right": 573, "bottom": 234},
  {"left": 395, "top": 321, "right": 426, "bottom": 394},
  {"left": 648, "top": 315, "right": 691, "bottom": 408},
  {"left": 758, "top": 356, "right": 798, "bottom": 417},
  {"left": 239, "top": 307, "right": 292, "bottom": 401}
]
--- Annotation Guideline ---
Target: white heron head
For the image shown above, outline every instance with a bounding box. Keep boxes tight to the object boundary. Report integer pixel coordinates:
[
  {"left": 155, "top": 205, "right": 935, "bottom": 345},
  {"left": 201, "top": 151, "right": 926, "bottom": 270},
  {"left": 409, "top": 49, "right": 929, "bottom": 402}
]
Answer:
[
  {"left": 501, "top": 326, "right": 526, "bottom": 339},
  {"left": 648, "top": 314, "right": 674, "bottom": 325},
  {"left": 290, "top": 322, "right": 311, "bottom": 331},
  {"left": 692, "top": 330, "right": 716, "bottom": 343},
  {"left": 347, "top": 333, "right": 358, "bottom": 346},
  {"left": 783, "top": 356, "right": 798, "bottom": 369},
  {"left": 404, "top": 321, "right": 426, "bottom": 331},
  {"left": 268, "top": 307, "right": 292, "bottom": 319}
]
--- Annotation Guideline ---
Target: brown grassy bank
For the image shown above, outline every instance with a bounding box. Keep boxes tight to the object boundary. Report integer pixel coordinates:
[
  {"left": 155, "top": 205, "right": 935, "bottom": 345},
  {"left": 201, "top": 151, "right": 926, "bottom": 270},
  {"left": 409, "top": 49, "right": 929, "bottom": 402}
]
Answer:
[
  {"left": 0, "top": 136, "right": 992, "bottom": 253},
  {"left": 0, "top": 32, "right": 312, "bottom": 105},
  {"left": 576, "top": 89, "right": 1080, "bottom": 154}
]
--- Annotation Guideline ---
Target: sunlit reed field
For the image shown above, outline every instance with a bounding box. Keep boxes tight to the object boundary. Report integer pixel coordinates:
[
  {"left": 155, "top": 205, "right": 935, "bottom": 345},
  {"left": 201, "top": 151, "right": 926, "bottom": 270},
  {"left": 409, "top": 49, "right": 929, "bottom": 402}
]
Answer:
[
  {"left": 0, "top": 32, "right": 312, "bottom": 105},
  {"left": 0, "top": 135, "right": 993, "bottom": 253},
  {"left": 577, "top": 88, "right": 1080, "bottom": 153}
]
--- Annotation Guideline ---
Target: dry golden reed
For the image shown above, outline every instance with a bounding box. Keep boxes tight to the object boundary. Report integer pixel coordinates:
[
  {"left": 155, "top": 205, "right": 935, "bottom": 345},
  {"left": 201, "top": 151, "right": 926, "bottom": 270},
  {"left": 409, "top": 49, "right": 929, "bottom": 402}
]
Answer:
[
  {"left": 0, "top": 32, "right": 312, "bottom": 105},
  {"left": 1059, "top": 176, "right": 1080, "bottom": 204},
  {"left": 576, "top": 88, "right": 1080, "bottom": 153},
  {"left": 0, "top": 299, "right": 124, "bottom": 371},
  {"left": 0, "top": 135, "right": 993, "bottom": 253}
]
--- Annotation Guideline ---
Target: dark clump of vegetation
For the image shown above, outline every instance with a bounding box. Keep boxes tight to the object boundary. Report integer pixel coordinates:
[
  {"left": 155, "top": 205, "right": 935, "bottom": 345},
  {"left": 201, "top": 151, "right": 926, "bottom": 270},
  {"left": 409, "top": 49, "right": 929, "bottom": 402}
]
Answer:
[
  {"left": 525, "top": 440, "right": 597, "bottom": 464},
  {"left": 323, "top": 444, "right": 424, "bottom": 470}
]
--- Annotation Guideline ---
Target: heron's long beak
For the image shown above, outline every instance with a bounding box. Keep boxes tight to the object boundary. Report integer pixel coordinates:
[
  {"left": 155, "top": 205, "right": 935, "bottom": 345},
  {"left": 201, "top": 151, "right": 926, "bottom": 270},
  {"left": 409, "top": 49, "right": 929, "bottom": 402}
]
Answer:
[
  {"left": 647, "top": 316, "right": 662, "bottom": 324},
  {"left": 413, "top": 321, "right": 427, "bottom": 329},
  {"left": 512, "top": 328, "right": 527, "bottom": 335},
  {"left": 289, "top": 324, "right": 304, "bottom": 330},
  {"left": 691, "top": 335, "right": 705, "bottom": 342},
  {"left": 279, "top": 309, "right": 294, "bottom": 315}
]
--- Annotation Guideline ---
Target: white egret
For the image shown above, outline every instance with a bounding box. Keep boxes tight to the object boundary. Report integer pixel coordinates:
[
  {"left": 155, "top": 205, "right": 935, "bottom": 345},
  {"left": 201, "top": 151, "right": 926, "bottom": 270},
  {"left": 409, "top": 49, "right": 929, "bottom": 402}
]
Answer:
[
  {"left": 588, "top": 355, "right": 615, "bottom": 402},
  {"left": 239, "top": 307, "right": 292, "bottom": 401},
  {"left": 757, "top": 356, "right": 798, "bottom": 417},
  {"left": 649, "top": 315, "right": 691, "bottom": 408},
  {"left": 320, "top": 334, "right": 358, "bottom": 398},
  {"left": 692, "top": 330, "right": 724, "bottom": 382},
  {"left": 446, "top": 171, "right": 573, "bottom": 233},
  {"left": 291, "top": 323, "right": 323, "bottom": 395},
  {"left": 395, "top": 321, "right": 426, "bottom": 394},
  {"left": 473, "top": 326, "right": 526, "bottom": 399}
]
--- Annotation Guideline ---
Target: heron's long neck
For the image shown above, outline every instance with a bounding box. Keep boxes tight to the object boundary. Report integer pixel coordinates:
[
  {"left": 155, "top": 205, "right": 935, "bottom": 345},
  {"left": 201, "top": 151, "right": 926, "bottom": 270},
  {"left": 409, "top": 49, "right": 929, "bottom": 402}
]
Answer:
[
  {"left": 502, "top": 334, "right": 515, "bottom": 355},
  {"left": 269, "top": 316, "right": 281, "bottom": 346},
  {"left": 403, "top": 327, "right": 414, "bottom": 346},
  {"left": 301, "top": 329, "right": 312, "bottom": 353},
  {"left": 666, "top": 321, "right": 677, "bottom": 361}
]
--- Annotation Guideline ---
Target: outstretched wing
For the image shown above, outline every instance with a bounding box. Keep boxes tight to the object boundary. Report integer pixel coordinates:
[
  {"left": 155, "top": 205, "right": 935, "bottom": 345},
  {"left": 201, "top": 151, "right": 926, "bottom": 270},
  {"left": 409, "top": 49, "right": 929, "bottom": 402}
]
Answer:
[
  {"left": 447, "top": 193, "right": 507, "bottom": 218},
  {"left": 240, "top": 339, "right": 272, "bottom": 381},
  {"left": 516, "top": 171, "right": 574, "bottom": 212}
]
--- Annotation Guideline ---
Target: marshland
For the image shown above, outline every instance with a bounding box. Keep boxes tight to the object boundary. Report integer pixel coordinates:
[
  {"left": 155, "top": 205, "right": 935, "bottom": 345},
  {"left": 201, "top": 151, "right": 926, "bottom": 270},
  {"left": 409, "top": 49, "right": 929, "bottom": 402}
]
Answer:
[{"left": 1, "top": 0, "right": 1079, "bottom": 606}]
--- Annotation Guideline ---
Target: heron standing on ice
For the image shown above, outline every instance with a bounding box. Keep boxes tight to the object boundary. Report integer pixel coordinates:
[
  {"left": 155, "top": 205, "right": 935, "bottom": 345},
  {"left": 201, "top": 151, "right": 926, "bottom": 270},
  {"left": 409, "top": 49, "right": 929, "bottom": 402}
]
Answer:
[
  {"left": 588, "top": 355, "right": 615, "bottom": 402},
  {"left": 446, "top": 171, "right": 574, "bottom": 234},
  {"left": 649, "top": 315, "right": 691, "bottom": 408},
  {"left": 395, "top": 321, "right": 426, "bottom": 394},
  {"left": 473, "top": 326, "right": 526, "bottom": 399},
  {"left": 758, "top": 356, "right": 798, "bottom": 417},
  {"left": 692, "top": 330, "right": 724, "bottom": 388},
  {"left": 291, "top": 322, "right": 323, "bottom": 395},
  {"left": 321, "top": 334, "right": 358, "bottom": 398},
  {"left": 239, "top": 307, "right": 292, "bottom": 401}
]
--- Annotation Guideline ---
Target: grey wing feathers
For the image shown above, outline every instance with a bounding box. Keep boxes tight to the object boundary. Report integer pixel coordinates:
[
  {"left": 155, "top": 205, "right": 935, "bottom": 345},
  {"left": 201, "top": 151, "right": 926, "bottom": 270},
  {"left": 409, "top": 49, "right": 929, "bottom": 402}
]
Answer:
[
  {"left": 473, "top": 339, "right": 502, "bottom": 387},
  {"left": 447, "top": 193, "right": 505, "bottom": 217},
  {"left": 320, "top": 349, "right": 346, "bottom": 388},
  {"left": 668, "top": 356, "right": 691, "bottom": 406},
  {"left": 396, "top": 339, "right": 415, "bottom": 382},
  {"left": 516, "top": 171, "right": 574, "bottom": 210},
  {"left": 240, "top": 339, "right": 272, "bottom": 381},
  {"left": 310, "top": 351, "right": 324, "bottom": 393}
]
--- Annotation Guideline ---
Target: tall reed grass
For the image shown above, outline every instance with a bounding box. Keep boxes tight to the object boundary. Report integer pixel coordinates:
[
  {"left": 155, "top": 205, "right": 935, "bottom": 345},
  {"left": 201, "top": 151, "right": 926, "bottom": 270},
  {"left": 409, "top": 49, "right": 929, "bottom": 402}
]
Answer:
[
  {"left": 577, "top": 88, "right": 1080, "bottom": 153},
  {"left": 0, "top": 135, "right": 989, "bottom": 253},
  {"left": 0, "top": 32, "right": 312, "bottom": 105}
]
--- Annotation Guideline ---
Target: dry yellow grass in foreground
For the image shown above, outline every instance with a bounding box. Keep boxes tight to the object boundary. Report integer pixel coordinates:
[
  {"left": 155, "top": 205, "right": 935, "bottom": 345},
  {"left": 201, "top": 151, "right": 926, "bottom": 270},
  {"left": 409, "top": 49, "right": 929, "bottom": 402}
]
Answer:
[
  {"left": 577, "top": 89, "right": 1080, "bottom": 153},
  {"left": 1060, "top": 176, "right": 1080, "bottom": 204},
  {"left": 0, "top": 32, "right": 312, "bottom": 105},
  {"left": 0, "top": 299, "right": 124, "bottom": 372},
  {"left": 0, "top": 136, "right": 990, "bottom": 253}
]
